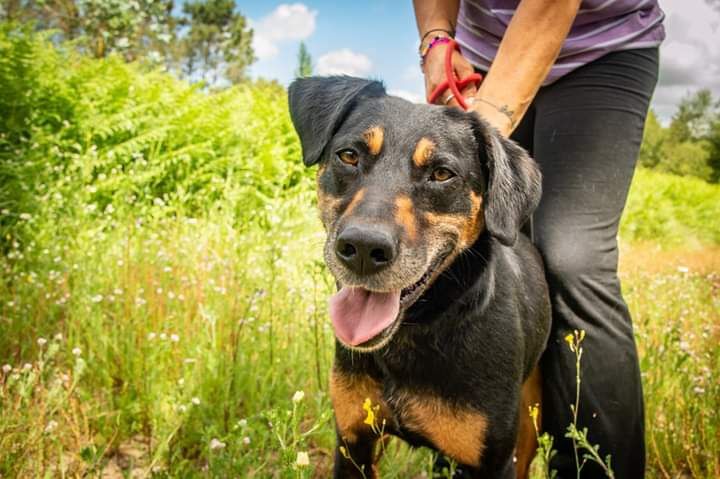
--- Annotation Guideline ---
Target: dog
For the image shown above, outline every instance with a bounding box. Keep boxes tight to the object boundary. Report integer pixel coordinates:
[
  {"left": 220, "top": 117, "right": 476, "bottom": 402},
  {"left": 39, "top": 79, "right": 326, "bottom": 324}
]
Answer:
[{"left": 288, "top": 76, "right": 551, "bottom": 479}]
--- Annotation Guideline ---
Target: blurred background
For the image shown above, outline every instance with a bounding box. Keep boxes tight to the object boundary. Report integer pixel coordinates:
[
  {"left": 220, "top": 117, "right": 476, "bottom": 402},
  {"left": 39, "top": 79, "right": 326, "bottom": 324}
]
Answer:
[{"left": 0, "top": 1, "right": 718, "bottom": 478}]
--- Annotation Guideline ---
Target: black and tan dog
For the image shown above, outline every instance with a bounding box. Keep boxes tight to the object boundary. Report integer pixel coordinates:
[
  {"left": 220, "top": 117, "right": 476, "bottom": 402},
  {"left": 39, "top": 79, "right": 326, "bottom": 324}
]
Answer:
[{"left": 288, "top": 76, "right": 551, "bottom": 479}]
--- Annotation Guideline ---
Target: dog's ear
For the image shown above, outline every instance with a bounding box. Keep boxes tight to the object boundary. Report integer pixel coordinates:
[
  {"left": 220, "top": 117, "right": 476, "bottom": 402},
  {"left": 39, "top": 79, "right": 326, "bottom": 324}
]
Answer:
[
  {"left": 288, "top": 76, "right": 386, "bottom": 166},
  {"left": 472, "top": 117, "right": 542, "bottom": 246}
]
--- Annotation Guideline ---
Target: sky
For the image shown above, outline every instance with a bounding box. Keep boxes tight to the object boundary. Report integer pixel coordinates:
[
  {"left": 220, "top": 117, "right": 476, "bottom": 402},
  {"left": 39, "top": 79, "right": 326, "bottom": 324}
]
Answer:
[{"left": 240, "top": 1, "right": 720, "bottom": 122}]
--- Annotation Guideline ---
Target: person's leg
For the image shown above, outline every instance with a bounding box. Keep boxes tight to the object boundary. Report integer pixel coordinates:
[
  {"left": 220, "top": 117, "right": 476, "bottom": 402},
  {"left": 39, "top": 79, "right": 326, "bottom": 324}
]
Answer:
[{"left": 530, "top": 49, "right": 659, "bottom": 478}]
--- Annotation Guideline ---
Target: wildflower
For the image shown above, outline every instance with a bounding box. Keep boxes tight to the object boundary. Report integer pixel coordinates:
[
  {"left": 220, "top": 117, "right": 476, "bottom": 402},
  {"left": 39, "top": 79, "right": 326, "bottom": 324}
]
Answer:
[
  {"left": 191, "top": 397, "right": 201, "bottom": 405},
  {"left": 363, "top": 398, "right": 376, "bottom": 428},
  {"left": 19, "top": 213, "right": 32, "bottom": 221},
  {"left": 23, "top": 363, "right": 32, "bottom": 371},
  {"left": 54, "top": 333, "right": 63, "bottom": 341},
  {"left": 209, "top": 438, "right": 226, "bottom": 450},
  {"left": 242, "top": 436, "right": 251, "bottom": 445},
  {"left": 72, "top": 347, "right": 82, "bottom": 356},
  {"left": 238, "top": 418, "right": 247, "bottom": 428},
  {"left": 564, "top": 333, "right": 575, "bottom": 351},
  {"left": 693, "top": 386, "right": 705, "bottom": 394},
  {"left": 2, "top": 364, "right": 11, "bottom": 374},
  {"left": 147, "top": 332, "right": 157, "bottom": 341},
  {"left": 296, "top": 451, "right": 310, "bottom": 467},
  {"left": 160, "top": 333, "right": 168, "bottom": 341},
  {"left": 44, "top": 420, "right": 58, "bottom": 433},
  {"left": 677, "top": 265, "right": 689, "bottom": 273},
  {"left": 170, "top": 334, "right": 179, "bottom": 342},
  {"left": 292, "top": 390, "right": 305, "bottom": 403},
  {"left": 37, "top": 337, "right": 47, "bottom": 347},
  {"left": 91, "top": 294, "right": 103, "bottom": 303},
  {"left": 177, "top": 378, "right": 185, "bottom": 386},
  {"left": 177, "top": 404, "right": 187, "bottom": 413}
]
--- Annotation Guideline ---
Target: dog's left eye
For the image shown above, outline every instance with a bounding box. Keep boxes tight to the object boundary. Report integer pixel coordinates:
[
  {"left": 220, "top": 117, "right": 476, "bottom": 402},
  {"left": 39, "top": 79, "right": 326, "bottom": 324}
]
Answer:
[
  {"left": 430, "top": 167, "right": 455, "bottom": 182},
  {"left": 336, "top": 149, "right": 359, "bottom": 166}
]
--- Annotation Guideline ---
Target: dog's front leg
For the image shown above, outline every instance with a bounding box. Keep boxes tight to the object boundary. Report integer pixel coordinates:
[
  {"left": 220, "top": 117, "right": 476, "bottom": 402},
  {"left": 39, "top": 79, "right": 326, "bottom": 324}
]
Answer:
[{"left": 330, "top": 368, "right": 390, "bottom": 478}]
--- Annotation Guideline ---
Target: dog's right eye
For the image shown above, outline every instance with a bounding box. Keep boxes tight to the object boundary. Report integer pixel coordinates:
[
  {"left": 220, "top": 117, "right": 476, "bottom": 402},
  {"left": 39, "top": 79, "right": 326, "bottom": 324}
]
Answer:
[{"left": 336, "top": 149, "right": 359, "bottom": 166}]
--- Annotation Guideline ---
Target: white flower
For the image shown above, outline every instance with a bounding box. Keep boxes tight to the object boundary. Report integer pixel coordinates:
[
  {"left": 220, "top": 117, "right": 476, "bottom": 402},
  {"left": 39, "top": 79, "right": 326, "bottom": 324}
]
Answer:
[
  {"left": 147, "top": 332, "right": 156, "bottom": 340},
  {"left": 242, "top": 436, "right": 251, "bottom": 445},
  {"left": 19, "top": 213, "right": 32, "bottom": 220},
  {"left": 37, "top": 337, "right": 47, "bottom": 347},
  {"left": 72, "top": 347, "right": 82, "bottom": 356},
  {"left": 91, "top": 294, "right": 103, "bottom": 303},
  {"left": 44, "top": 420, "right": 58, "bottom": 433},
  {"left": 177, "top": 378, "right": 185, "bottom": 386},
  {"left": 677, "top": 265, "right": 690, "bottom": 273},
  {"left": 292, "top": 390, "right": 305, "bottom": 403},
  {"left": 237, "top": 418, "right": 247, "bottom": 428},
  {"left": 209, "top": 438, "right": 226, "bottom": 450},
  {"left": 191, "top": 397, "right": 200, "bottom": 405},
  {"left": 159, "top": 333, "right": 168, "bottom": 341},
  {"left": 177, "top": 404, "right": 187, "bottom": 413},
  {"left": 296, "top": 451, "right": 310, "bottom": 467},
  {"left": 170, "top": 334, "right": 179, "bottom": 342},
  {"left": 54, "top": 333, "right": 63, "bottom": 341},
  {"left": 23, "top": 363, "right": 32, "bottom": 371},
  {"left": 2, "top": 364, "right": 11, "bottom": 374}
]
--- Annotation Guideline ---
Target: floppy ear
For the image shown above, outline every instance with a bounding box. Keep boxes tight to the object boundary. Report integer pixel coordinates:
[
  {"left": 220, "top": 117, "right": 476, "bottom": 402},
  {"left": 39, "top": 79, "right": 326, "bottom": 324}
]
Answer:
[
  {"left": 288, "top": 76, "right": 386, "bottom": 166},
  {"left": 473, "top": 117, "right": 542, "bottom": 246}
]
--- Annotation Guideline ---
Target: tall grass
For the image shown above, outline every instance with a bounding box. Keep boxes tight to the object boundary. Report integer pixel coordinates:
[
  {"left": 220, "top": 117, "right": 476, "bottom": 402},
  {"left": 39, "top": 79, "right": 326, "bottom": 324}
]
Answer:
[{"left": 1, "top": 25, "right": 718, "bottom": 477}]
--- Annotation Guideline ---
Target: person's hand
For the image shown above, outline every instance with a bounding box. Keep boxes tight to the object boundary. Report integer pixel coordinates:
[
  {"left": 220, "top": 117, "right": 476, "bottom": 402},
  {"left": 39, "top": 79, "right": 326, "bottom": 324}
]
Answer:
[{"left": 422, "top": 42, "right": 478, "bottom": 109}]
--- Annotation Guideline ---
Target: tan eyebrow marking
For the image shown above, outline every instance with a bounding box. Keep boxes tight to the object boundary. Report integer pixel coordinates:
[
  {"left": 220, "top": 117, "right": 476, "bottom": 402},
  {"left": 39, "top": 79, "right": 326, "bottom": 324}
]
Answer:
[
  {"left": 412, "top": 137, "right": 435, "bottom": 168},
  {"left": 363, "top": 126, "right": 384, "bottom": 156},
  {"left": 395, "top": 195, "right": 417, "bottom": 242}
]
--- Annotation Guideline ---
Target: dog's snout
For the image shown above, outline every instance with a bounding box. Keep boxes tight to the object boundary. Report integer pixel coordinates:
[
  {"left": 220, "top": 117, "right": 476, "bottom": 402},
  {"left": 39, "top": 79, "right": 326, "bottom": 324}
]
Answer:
[{"left": 335, "top": 225, "right": 397, "bottom": 275}]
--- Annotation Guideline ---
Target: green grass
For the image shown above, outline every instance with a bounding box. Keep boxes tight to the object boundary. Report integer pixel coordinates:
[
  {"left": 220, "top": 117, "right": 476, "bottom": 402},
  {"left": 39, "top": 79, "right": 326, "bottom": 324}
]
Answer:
[{"left": 1, "top": 25, "right": 719, "bottom": 478}]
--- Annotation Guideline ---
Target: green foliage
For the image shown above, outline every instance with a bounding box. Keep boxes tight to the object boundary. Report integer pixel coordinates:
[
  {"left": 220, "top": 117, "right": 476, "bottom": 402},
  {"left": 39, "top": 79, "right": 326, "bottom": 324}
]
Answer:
[
  {"left": 621, "top": 168, "right": 720, "bottom": 247},
  {"left": 295, "top": 41, "right": 313, "bottom": 78},
  {"left": 640, "top": 91, "right": 720, "bottom": 183},
  {"left": 180, "top": 0, "right": 255, "bottom": 83}
]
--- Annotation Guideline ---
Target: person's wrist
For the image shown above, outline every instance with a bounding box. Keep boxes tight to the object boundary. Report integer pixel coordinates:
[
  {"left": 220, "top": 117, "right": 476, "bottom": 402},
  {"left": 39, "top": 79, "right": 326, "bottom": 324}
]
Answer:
[{"left": 470, "top": 100, "right": 514, "bottom": 136}]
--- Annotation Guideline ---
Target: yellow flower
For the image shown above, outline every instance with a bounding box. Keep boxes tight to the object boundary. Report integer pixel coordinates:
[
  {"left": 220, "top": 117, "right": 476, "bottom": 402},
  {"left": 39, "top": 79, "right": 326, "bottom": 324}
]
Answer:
[
  {"left": 362, "top": 398, "right": 376, "bottom": 428},
  {"left": 564, "top": 333, "right": 575, "bottom": 351}
]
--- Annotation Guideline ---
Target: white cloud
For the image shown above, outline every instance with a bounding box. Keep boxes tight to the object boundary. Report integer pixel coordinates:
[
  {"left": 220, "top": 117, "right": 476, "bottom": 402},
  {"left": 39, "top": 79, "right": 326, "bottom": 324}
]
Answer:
[
  {"left": 388, "top": 89, "right": 424, "bottom": 104},
  {"left": 251, "top": 3, "right": 317, "bottom": 60},
  {"left": 317, "top": 49, "right": 373, "bottom": 76},
  {"left": 654, "top": 0, "right": 720, "bottom": 120}
]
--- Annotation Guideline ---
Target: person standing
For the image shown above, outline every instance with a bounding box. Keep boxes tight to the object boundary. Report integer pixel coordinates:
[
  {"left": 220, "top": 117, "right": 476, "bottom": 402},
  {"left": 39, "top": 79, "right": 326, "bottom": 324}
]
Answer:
[{"left": 413, "top": 1, "right": 665, "bottom": 477}]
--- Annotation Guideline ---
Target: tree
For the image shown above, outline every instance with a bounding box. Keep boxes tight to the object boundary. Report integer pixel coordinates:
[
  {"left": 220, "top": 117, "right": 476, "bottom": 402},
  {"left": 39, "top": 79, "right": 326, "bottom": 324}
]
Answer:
[
  {"left": 295, "top": 41, "right": 312, "bottom": 78},
  {"left": 181, "top": 0, "right": 255, "bottom": 84}
]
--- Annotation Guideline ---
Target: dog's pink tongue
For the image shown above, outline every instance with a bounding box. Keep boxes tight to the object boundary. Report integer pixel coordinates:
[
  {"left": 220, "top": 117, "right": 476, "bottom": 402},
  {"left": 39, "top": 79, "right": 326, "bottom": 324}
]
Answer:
[{"left": 329, "top": 288, "right": 401, "bottom": 346}]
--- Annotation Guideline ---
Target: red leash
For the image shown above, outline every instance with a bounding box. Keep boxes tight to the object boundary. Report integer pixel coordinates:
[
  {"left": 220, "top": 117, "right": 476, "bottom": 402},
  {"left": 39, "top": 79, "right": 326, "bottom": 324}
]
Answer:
[{"left": 426, "top": 39, "right": 483, "bottom": 111}]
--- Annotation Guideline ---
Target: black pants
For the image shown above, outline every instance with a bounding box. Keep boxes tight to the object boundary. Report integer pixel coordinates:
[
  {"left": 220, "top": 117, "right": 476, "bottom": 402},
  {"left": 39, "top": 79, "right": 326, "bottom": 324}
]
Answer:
[{"left": 511, "top": 48, "right": 659, "bottom": 478}]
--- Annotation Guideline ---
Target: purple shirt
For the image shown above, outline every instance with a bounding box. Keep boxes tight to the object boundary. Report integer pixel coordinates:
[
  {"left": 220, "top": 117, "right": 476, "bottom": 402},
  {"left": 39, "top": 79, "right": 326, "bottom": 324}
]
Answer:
[{"left": 456, "top": 0, "right": 666, "bottom": 84}]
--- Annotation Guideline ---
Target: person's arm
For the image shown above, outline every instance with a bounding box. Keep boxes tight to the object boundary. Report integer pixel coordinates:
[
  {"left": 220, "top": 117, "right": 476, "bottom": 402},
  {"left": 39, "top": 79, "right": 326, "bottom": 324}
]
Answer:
[
  {"left": 413, "top": 0, "right": 581, "bottom": 137},
  {"left": 472, "top": 0, "right": 580, "bottom": 136},
  {"left": 413, "top": 0, "right": 480, "bottom": 106}
]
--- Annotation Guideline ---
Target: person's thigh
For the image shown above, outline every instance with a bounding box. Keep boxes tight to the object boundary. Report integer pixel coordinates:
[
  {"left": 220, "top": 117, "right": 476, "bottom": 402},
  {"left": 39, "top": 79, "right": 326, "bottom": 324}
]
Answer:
[{"left": 531, "top": 48, "right": 659, "bottom": 478}]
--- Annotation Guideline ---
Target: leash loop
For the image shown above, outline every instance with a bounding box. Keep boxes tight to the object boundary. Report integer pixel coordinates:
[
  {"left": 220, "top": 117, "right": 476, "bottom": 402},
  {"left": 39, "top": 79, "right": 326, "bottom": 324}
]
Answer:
[{"left": 426, "top": 39, "right": 483, "bottom": 111}]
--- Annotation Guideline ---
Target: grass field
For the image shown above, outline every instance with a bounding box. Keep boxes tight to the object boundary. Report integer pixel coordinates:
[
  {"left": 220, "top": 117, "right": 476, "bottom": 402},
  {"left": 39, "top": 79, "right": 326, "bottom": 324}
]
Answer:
[{"left": 1, "top": 27, "right": 719, "bottom": 478}]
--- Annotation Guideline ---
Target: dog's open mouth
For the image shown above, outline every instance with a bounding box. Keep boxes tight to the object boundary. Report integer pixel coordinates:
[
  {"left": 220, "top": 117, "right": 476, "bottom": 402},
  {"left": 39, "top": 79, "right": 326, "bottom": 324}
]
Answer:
[{"left": 329, "top": 252, "right": 449, "bottom": 348}]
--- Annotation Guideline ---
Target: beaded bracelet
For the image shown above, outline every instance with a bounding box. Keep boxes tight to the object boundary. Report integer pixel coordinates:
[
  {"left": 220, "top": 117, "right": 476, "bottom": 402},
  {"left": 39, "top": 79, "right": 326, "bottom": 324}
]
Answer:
[{"left": 419, "top": 36, "right": 452, "bottom": 66}]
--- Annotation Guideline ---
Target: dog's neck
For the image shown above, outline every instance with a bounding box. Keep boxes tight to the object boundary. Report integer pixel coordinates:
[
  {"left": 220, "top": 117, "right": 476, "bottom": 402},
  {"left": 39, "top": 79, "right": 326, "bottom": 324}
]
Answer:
[{"left": 404, "top": 231, "right": 497, "bottom": 323}]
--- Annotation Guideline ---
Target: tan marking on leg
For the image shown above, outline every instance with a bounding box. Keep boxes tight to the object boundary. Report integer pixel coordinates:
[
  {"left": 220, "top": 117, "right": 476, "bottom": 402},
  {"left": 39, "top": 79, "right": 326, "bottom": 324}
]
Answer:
[
  {"left": 394, "top": 195, "right": 417, "bottom": 242},
  {"left": 363, "top": 126, "right": 384, "bottom": 156},
  {"left": 402, "top": 394, "right": 488, "bottom": 467},
  {"left": 341, "top": 188, "right": 365, "bottom": 220},
  {"left": 412, "top": 137, "right": 435, "bottom": 168},
  {"left": 516, "top": 365, "right": 542, "bottom": 479},
  {"left": 329, "top": 368, "right": 390, "bottom": 444}
]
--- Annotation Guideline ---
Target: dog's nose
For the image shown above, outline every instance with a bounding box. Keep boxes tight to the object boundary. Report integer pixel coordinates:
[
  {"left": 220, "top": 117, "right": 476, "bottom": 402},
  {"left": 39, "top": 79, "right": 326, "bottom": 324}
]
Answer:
[{"left": 335, "top": 225, "right": 397, "bottom": 275}]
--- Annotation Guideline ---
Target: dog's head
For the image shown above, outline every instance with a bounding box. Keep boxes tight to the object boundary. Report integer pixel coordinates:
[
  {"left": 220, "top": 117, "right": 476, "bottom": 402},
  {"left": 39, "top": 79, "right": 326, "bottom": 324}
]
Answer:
[{"left": 289, "top": 76, "right": 541, "bottom": 351}]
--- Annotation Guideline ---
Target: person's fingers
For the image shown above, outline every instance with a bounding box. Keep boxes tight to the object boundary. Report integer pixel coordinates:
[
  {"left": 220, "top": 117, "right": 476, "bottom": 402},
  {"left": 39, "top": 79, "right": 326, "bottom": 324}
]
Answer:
[{"left": 422, "top": 45, "right": 479, "bottom": 107}]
